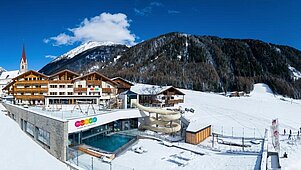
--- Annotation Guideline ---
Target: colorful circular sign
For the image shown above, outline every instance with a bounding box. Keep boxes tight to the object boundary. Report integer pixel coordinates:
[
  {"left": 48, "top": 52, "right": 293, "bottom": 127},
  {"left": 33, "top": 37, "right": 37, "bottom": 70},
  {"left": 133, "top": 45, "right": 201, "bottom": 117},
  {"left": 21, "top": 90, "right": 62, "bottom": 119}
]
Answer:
[
  {"left": 75, "top": 117, "right": 97, "bottom": 127},
  {"left": 89, "top": 88, "right": 100, "bottom": 91}
]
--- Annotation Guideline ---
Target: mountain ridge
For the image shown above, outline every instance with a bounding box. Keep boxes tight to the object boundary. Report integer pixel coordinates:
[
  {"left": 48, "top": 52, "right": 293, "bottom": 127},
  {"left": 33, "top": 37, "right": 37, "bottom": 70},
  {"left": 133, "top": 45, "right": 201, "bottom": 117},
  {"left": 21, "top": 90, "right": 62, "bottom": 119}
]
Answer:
[{"left": 39, "top": 32, "right": 301, "bottom": 98}]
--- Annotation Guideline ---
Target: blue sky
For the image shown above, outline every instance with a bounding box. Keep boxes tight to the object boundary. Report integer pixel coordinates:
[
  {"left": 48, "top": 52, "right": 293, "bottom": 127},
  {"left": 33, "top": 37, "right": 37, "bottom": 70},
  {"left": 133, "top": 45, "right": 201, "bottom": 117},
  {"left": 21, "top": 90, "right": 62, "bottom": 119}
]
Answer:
[{"left": 0, "top": 0, "right": 300, "bottom": 71}]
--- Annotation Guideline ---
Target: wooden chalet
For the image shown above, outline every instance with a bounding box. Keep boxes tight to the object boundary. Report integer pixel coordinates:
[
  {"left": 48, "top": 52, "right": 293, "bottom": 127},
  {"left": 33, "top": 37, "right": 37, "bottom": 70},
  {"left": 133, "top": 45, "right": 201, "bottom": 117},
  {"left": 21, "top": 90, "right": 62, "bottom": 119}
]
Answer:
[
  {"left": 111, "top": 77, "right": 134, "bottom": 94},
  {"left": 9, "top": 70, "right": 49, "bottom": 105}
]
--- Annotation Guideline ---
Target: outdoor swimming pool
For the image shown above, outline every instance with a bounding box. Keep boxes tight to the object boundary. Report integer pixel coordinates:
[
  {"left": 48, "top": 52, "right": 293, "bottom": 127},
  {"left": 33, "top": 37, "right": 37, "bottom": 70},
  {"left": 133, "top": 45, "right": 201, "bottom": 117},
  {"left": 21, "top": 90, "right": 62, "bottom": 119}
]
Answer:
[{"left": 82, "top": 134, "right": 135, "bottom": 153}]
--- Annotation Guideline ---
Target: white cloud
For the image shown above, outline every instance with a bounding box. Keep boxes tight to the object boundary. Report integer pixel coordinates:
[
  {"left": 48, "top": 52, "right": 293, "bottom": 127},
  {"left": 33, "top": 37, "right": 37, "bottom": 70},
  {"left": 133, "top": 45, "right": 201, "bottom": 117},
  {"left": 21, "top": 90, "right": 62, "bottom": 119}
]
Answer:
[
  {"left": 45, "top": 55, "right": 57, "bottom": 59},
  {"left": 45, "top": 13, "right": 136, "bottom": 46},
  {"left": 150, "top": 2, "right": 163, "bottom": 7},
  {"left": 168, "top": 10, "right": 180, "bottom": 14},
  {"left": 134, "top": 1, "right": 164, "bottom": 16}
]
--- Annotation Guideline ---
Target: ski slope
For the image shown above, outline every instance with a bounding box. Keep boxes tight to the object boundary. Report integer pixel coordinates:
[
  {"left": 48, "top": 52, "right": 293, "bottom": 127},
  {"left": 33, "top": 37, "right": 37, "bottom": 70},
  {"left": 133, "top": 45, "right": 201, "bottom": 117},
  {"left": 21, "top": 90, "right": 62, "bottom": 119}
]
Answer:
[{"left": 180, "top": 83, "right": 301, "bottom": 137}]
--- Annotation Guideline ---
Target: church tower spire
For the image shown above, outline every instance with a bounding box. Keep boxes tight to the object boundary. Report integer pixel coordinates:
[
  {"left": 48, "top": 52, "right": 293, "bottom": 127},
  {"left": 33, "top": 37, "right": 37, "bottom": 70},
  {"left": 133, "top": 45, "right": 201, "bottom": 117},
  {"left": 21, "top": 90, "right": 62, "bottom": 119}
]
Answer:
[{"left": 20, "top": 45, "right": 28, "bottom": 73}]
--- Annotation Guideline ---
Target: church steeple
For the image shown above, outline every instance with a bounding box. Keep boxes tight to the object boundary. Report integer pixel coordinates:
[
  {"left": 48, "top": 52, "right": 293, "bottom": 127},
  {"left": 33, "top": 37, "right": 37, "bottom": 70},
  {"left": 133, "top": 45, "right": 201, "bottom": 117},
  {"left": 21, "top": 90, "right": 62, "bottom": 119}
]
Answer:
[{"left": 20, "top": 45, "right": 28, "bottom": 73}]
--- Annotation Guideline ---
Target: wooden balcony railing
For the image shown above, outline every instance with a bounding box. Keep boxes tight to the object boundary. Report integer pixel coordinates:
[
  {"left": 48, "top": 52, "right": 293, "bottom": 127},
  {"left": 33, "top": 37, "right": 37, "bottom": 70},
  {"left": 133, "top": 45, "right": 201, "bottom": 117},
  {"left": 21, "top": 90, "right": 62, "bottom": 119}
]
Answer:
[
  {"left": 14, "top": 88, "right": 48, "bottom": 93},
  {"left": 15, "top": 80, "right": 48, "bottom": 85},
  {"left": 166, "top": 99, "right": 184, "bottom": 104},
  {"left": 87, "top": 80, "right": 102, "bottom": 85},
  {"left": 49, "top": 80, "right": 72, "bottom": 84},
  {"left": 15, "top": 95, "right": 45, "bottom": 100},
  {"left": 102, "top": 88, "right": 113, "bottom": 93},
  {"left": 74, "top": 88, "right": 87, "bottom": 92}
]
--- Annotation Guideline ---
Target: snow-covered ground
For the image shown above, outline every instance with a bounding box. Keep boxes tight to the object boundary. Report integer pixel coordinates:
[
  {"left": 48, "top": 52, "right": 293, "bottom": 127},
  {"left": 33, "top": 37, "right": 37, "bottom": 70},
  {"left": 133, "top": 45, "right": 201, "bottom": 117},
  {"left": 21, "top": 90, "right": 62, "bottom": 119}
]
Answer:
[
  {"left": 0, "top": 104, "right": 68, "bottom": 170},
  {"left": 124, "top": 83, "right": 300, "bottom": 169},
  {"left": 2, "top": 82, "right": 301, "bottom": 169},
  {"left": 178, "top": 83, "right": 301, "bottom": 169},
  {"left": 70, "top": 83, "right": 301, "bottom": 169}
]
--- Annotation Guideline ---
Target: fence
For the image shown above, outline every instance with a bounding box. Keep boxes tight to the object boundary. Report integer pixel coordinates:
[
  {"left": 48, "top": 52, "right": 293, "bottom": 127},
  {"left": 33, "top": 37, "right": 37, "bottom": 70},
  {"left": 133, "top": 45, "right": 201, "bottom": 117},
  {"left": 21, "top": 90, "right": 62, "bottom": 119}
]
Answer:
[
  {"left": 66, "top": 147, "right": 134, "bottom": 170},
  {"left": 116, "top": 129, "right": 183, "bottom": 142},
  {"left": 260, "top": 129, "right": 268, "bottom": 170},
  {"left": 211, "top": 125, "right": 265, "bottom": 139}
]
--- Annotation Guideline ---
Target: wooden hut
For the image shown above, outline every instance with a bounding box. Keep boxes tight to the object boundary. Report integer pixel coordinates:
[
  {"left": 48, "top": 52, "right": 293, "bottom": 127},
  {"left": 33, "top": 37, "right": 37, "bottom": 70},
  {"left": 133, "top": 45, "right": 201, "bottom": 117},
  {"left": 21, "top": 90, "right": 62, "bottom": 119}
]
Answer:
[{"left": 185, "top": 123, "right": 211, "bottom": 145}]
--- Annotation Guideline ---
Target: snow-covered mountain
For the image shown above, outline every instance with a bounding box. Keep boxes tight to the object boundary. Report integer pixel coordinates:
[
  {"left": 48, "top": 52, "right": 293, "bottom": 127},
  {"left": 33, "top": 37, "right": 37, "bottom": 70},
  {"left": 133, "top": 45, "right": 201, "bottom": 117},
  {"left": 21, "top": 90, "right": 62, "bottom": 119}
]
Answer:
[
  {"left": 40, "top": 32, "right": 301, "bottom": 99},
  {"left": 0, "top": 67, "right": 7, "bottom": 75},
  {"left": 289, "top": 65, "right": 301, "bottom": 80},
  {"left": 51, "top": 41, "right": 116, "bottom": 63},
  {"left": 40, "top": 42, "right": 128, "bottom": 75}
]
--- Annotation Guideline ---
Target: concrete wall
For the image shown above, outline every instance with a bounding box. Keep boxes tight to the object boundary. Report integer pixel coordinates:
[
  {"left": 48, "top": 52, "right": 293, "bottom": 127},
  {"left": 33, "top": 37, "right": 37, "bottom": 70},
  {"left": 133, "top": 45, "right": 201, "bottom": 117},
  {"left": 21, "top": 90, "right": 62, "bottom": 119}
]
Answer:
[{"left": 3, "top": 103, "right": 68, "bottom": 161}]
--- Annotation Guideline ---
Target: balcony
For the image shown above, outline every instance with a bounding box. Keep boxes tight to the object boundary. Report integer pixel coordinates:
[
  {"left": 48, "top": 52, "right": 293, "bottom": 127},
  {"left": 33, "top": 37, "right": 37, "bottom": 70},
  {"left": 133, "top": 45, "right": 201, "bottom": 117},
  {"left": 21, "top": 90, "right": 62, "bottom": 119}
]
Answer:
[
  {"left": 102, "top": 88, "right": 113, "bottom": 93},
  {"left": 74, "top": 88, "right": 87, "bottom": 92},
  {"left": 15, "top": 95, "right": 45, "bottom": 100},
  {"left": 15, "top": 80, "right": 48, "bottom": 85},
  {"left": 14, "top": 88, "right": 48, "bottom": 93},
  {"left": 49, "top": 80, "right": 72, "bottom": 84},
  {"left": 87, "top": 80, "right": 102, "bottom": 85},
  {"left": 166, "top": 99, "right": 184, "bottom": 104}
]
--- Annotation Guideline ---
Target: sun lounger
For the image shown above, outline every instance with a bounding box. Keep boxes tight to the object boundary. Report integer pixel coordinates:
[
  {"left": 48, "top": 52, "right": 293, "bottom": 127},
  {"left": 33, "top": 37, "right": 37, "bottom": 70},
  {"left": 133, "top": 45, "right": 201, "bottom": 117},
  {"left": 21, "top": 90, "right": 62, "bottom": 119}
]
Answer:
[
  {"left": 140, "top": 147, "right": 148, "bottom": 153},
  {"left": 134, "top": 147, "right": 144, "bottom": 154},
  {"left": 167, "top": 157, "right": 188, "bottom": 167}
]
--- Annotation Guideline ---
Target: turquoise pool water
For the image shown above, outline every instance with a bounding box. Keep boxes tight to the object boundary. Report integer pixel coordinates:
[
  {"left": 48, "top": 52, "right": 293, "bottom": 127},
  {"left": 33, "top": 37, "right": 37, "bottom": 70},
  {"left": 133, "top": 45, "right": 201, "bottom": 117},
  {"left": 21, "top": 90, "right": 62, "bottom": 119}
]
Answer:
[{"left": 83, "top": 134, "right": 134, "bottom": 153}]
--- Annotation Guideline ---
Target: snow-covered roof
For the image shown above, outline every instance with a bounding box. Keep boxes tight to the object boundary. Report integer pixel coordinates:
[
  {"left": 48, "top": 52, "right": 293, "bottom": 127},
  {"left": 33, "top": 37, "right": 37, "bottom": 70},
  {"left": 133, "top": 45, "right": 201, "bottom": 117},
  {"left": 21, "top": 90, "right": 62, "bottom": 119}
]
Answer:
[
  {"left": 131, "top": 83, "right": 184, "bottom": 95},
  {"left": 186, "top": 119, "right": 211, "bottom": 133},
  {"left": 120, "top": 90, "right": 137, "bottom": 95},
  {"left": 0, "top": 70, "right": 19, "bottom": 80},
  {"left": 111, "top": 77, "right": 134, "bottom": 86}
]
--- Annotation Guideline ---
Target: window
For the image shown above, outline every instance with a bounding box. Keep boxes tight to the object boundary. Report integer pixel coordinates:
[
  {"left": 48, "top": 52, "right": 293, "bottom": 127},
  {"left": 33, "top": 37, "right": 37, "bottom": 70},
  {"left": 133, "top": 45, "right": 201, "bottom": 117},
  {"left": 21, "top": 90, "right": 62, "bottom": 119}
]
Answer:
[
  {"left": 59, "top": 85, "right": 65, "bottom": 88},
  {"left": 67, "top": 85, "right": 73, "bottom": 88},
  {"left": 78, "top": 85, "right": 82, "bottom": 88},
  {"left": 68, "top": 92, "right": 73, "bottom": 95},
  {"left": 50, "top": 85, "right": 57, "bottom": 88},
  {"left": 21, "top": 119, "right": 24, "bottom": 130},
  {"left": 78, "top": 92, "right": 82, "bottom": 95},
  {"left": 36, "top": 127, "right": 50, "bottom": 147},
  {"left": 25, "top": 121, "right": 35, "bottom": 137},
  {"left": 59, "top": 92, "right": 65, "bottom": 95},
  {"left": 50, "top": 92, "right": 57, "bottom": 95}
]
